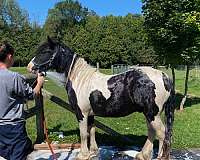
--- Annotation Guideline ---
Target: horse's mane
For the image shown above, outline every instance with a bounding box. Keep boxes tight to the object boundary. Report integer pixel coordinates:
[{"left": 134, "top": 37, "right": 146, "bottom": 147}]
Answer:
[
  {"left": 35, "top": 39, "right": 75, "bottom": 56},
  {"left": 69, "top": 56, "right": 99, "bottom": 82},
  {"left": 35, "top": 42, "right": 52, "bottom": 55},
  {"left": 58, "top": 41, "right": 75, "bottom": 55}
]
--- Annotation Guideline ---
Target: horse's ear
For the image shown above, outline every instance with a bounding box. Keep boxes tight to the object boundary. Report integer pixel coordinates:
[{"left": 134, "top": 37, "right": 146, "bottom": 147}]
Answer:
[{"left": 47, "top": 36, "right": 55, "bottom": 47}]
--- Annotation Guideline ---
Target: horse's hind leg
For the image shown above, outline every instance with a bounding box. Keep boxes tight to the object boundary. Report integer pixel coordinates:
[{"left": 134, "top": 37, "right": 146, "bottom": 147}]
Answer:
[
  {"left": 136, "top": 118, "right": 155, "bottom": 160},
  {"left": 153, "top": 116, "right": 165, "bottom": 159},
  {"left": 88, "top": 116, "right": 98, "bottom": 156},
  {"left": 136, "top": 115, "right": 165, "bottom": 160},
  {"left": 77, "top": 116, "right": 90, "bottom": 160}
]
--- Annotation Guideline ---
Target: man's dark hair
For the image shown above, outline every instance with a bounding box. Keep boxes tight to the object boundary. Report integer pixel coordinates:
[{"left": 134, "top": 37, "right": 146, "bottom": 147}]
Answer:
[{"left": 0, "top": 42, "right": 14, "bottom": 62}]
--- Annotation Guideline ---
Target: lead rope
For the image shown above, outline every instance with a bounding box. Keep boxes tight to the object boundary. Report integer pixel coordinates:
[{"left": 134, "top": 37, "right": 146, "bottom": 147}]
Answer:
[
  {"left": 42, "top": 54, "right": 76, "bottom": 160},
  {"left": 30, "top": 78, "right": 57, "bottom": 160},
  {"left": 38, "top": 84, "right": 57, "bottom": 160},
  {"left": 37, "top": 89, "right": 58, "bottom": 160},
  {"left": 30, "top": 54, "right": 76, "bottom": 160},
  {"left": 42, "top": 113, "right": 58, "bottom": 160}
]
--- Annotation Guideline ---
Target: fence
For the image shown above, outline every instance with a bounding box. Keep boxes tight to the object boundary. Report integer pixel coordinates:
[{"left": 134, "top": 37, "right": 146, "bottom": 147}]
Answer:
[
  {"left": 111, "top": 64, "right": 200, "bottom": 78},
  {"left": 24, "top": 90, "right": 45, "bottom": 143},
  {"left": 156, "top": 65, "right": 200, "bottom": 80},
  {"left": 111, "top": 64, "right": 129, "bottom": 74}
]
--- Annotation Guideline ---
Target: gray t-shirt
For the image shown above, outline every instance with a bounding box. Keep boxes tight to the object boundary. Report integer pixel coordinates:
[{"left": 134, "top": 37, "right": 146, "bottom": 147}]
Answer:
[{"left": 0, "top": 68, "right": 34, "bottom": 125}]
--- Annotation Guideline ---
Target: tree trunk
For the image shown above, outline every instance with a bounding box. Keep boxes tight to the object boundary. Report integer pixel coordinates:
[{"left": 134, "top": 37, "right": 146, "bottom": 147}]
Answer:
[
  {"left": 180, "top": 65, "right": 190, "bottom": 111},
  {"left": 171, "top": 65, "right": 176, "bottom": 90}
]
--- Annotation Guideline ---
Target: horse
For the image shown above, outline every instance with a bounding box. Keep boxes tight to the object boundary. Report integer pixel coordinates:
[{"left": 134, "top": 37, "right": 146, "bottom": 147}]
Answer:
[{"left": 27, "top": 37, "right": 175, "bottom": 160}]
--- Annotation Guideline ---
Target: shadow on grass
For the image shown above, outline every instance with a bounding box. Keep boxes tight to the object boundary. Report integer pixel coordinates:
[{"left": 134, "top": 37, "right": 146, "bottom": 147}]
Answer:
[
  {"left": 47, "top": 124, "right": 158, "bottom": 148},
  {"left": 175, "top": 93, "right": 200, "bottom": 109}
]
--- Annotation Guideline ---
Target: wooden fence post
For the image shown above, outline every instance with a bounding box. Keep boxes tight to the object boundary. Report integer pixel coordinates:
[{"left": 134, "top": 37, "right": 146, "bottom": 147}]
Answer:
[
  {"left": 35, "top": 89, "right": 45, "bottom": 144},
  {"left": 96, "top": 62, "right": 99, "bottom": 72},
  {"left": 111, "top": 65, "right": 114, "bottom": 74}
]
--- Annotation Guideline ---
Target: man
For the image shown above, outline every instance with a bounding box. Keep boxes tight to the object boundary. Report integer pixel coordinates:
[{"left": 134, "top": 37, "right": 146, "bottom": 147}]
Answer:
[{"left": 0, "top": 42, "right": 44, "bottom": 160}]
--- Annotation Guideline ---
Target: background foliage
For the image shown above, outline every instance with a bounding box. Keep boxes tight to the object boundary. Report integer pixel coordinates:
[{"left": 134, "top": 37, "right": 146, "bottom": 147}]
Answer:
[
  {"left": 0, "top": 0, "right": 199, "bottom": 68},
  {"left": 0, "top": 0, "right": 156, "bottom": 68}
]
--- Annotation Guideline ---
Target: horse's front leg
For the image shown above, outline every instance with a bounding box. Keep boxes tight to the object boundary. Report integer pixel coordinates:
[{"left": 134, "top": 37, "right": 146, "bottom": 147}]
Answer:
[
  {"left": 88, "top": 115, "right": 98, "bottom": 157},
  {"left": 77, "top": 115, "right": 90, "bottom": 160}
]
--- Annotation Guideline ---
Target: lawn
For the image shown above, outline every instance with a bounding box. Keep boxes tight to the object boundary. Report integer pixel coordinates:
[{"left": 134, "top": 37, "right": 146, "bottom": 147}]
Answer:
[{"left": 10, "top": 67, "right": 200, "bottom": 149}]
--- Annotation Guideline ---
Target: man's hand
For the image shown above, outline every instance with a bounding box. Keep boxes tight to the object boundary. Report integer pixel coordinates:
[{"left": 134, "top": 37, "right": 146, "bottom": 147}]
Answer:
[
  {"left": 33, "top": 73, "right": 45, "bottom": 96},
  {"left": 37, "top": 73, "right": 45, "bottom": 86}
]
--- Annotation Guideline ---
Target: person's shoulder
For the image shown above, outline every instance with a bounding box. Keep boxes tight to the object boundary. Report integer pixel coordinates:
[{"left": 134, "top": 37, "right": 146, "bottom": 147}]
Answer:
[
  {"left": 1, "top": 69, "right": 17, "bottom": 77},
  {"left": 10, "top": 71, "right": 26, "bottom": 81}
]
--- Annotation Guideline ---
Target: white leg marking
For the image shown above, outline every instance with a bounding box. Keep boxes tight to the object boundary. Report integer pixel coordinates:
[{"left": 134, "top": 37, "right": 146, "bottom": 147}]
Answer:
[
  {"left": 136, "top": 115, "right": 165, "bottom": 160},
  {"left": 77, "top": 116, "right": 90, "bottom": 160}
]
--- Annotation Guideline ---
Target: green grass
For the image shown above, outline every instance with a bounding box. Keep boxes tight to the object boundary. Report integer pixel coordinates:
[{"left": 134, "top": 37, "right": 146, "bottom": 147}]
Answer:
[
  {"left": 161, "top": 68, "right": 200, "bottom": 97},
  {"left": 10, "top": 67, "right": 200, "bottom": 149},
  {"left": 11, "top": 67, "right": 28, "bottom": 74},
  {"left": 99, "top": 68, "right": 112, "bottom": 75},
  {"left": 173, "top": 106, "right": 200, "bottom": 148}
]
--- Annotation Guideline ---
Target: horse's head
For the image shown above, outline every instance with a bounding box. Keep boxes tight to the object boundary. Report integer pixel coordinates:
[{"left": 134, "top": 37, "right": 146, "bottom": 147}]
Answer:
[{"left": 27, "top": 36, "right": 75, "bottom": 74}]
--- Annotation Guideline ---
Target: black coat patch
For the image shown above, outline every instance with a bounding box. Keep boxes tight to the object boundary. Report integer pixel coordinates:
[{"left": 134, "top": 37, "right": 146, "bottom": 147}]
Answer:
[
  {"left": 66, "top": 80, "right": 84, "bottom": 121},
  {"left": 162, "top": 72, "right": 172, "bottom": 92},
  {"left": 89, "top": 69, "right": 159, "bottom": 122}
]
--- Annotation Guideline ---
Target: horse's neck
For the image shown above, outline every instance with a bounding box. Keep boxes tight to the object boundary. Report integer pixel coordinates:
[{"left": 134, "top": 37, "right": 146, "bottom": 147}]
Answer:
[
  {"left": 68, "top": 57, "right": 112, "bottom": 97},
  {"left": 69, "top": 57, "right": 97, "bottom": 82}
]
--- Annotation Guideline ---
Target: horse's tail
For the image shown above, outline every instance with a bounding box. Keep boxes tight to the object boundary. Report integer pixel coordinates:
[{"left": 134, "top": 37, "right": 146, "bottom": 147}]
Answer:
[{"left": 162, "top": 84, "right": 175, "bottom": 159}]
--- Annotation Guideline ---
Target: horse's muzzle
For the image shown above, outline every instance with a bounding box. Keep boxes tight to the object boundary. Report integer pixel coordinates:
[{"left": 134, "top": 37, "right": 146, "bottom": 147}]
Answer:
[{"left": 27, "top": 61, "right": 38, "bottom": 74}]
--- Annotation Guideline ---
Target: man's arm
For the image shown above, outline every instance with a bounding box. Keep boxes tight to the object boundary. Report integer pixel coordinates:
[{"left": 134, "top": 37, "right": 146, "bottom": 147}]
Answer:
[
  {"left": 33, "top": 73, "right": 44, "bottom": 96},
  {"left": 13, "top": 72, "right": 44, "bottom": 100}
]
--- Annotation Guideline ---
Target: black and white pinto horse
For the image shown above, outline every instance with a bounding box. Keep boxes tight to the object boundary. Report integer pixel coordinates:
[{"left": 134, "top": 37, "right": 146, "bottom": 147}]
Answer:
[{"left": 27, "top": 37, "right": 175, "bottom": 160}]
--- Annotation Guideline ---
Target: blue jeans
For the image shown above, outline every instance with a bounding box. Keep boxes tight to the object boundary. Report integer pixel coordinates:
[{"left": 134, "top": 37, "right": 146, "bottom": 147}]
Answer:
[{"left": 0, "top": 122, "right": 33, "bottom": 160}]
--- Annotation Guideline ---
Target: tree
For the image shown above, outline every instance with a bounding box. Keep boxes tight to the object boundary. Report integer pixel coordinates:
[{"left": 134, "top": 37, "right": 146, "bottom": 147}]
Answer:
[
  {"left": 0, "top": 0, "right": 42, "bottom": 66},
  {"left": 121, "top": 14, "right": 156, "bottom": 65},
  {"left": 0, "top": 0, "right": 29, "bottom": 29},
  {"left": 142, "top": 0, "right": 200, "bottom": 110},
  {"left": 69, "top": 14, "right": 156, "bottom": 68},
  {"left": 179, "top": 11, "right": 200, "bottom": 110},
  {"left": 13, "top": 24, "right": 42, "bottom": 66},
  {"left": 43, "top": 0, "right": 93, "bottom": 40}
]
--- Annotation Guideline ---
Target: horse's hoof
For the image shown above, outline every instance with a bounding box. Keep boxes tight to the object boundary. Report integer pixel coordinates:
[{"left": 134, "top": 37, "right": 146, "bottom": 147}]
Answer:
[
  {"left": 136, "top": 152, "right": 151, "bottom": 160},
  {"left": 90, "top": 149, "right": 99, "bottom": 157},
  {"left": 89, "top": 154, "right": 99, "bottom": 160},
  {"left": 76, "top": 152, "right": 90, "bottom": 160},
  {"left": 76, "top": 157, "right": 90, "bottom": 160},
  {"left": 135, "top": 152, "right": 144, "bottom": 160},
  {"left": 157, "top": 156, "right": 170, "bottom": 160}
]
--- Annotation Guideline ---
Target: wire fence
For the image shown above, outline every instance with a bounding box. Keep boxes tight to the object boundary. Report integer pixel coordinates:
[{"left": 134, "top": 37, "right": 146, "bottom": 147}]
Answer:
[
  {"left": 157, "top": 65, "right": 200, "bottom": 79},
  {"left": 111, "top": 64, "right": 200, "bottom": 79}
]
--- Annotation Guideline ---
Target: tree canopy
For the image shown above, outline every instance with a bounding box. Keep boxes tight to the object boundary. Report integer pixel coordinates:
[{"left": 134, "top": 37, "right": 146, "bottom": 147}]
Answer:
[
  {"left": 0, "top": 0, "right": 42, "bottom": 66},
  {"left": 69, "top": 14, "right": 156, "bottom": 67},
  {"left": 43, "top": 0, "right": 94, "bottom": 41},
  {"left": 142, "top": 0, "right": 200, "bottom": 65},
  {"left": 42, "top": 0, "right": 156, "bottom": 68},
  {"left": 2, "top": 0, "right": 199, "bottom": 68}
]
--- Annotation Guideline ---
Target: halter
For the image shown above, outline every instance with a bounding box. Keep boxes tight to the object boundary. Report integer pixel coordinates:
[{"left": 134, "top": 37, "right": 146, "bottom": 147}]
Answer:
[
  {"left": 32, "top": 46, "right": 60, "bottom": 74},
  {"left": 32, "top": 44, "right": 77, "bottom": 83}
]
